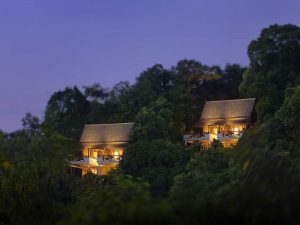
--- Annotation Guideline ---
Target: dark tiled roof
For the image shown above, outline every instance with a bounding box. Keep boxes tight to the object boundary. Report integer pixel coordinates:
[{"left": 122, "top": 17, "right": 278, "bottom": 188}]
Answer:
[
  {"left": 200, "top": 98, "right": 255, "bottom": 121},
  {"left": 80, "top": 123, "right": 134, "bottom": 143}
]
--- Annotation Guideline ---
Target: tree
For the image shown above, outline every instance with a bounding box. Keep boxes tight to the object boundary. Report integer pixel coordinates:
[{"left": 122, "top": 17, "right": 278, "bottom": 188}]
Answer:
[
  {"left": 218, "top": 63, "right": 246, "bottom": 99},
  {"left": 85, "top": 81, "right": 136, "bottom": 124},
  {"left": 120, "top": 140, "right": 188, "bottom": 197},
  {"left": 59, "top": 171, "right": 173, "bottom": 225},
  {"left": 120, "top": 98, "right": 188, "bottom": 196},
  {"left": 123, "top": 64, "right": 174, "bottom": 119},
  {"left": 21, "top": 112, "right": 41, "bottom": 135},
  {"left": 130, "top": 97, "right": 184, "bottom": 143},
  {"left": 0, "top": 133, "right": 75, "bottom": 225},
  {"left": 135, "top": 64, "right": 174, "bottom": 101},
  {"left": 101, "top": 81, "right": 134, "bottom": 123},
  {"left": 43, "top": 86, "right": 90, "bottom": 139},
  {"left": 210, "top": 138, "right": 224, "bottom": 150},
  {"left": 171, "top": 60, "right": 209, "bottom": 130},
  {"left": 171, "top": 59, "right": 223, "bottom": 130},
  {"left": 270, "top": 85, "right": 300, "bottom": 153},
  {"left": 240, "top": 24, "right": 300, "bottom": 121},
  {"left": 83, "top": 83, "right": 109, "bottom": 102},
  {"left": 169, "top": 149, "right": 241, "bottom": 225},
  {"left": 110, "top": 81, "right": 131, "bottom": 98},
  {"left": 226, "top": 85, "right": 300, "bottom": 225}
]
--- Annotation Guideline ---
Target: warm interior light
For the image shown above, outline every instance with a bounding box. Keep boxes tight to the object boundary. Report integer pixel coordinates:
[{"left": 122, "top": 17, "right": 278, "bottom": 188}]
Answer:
[
  {"left": 114, "top": 151, "right": 119, "bottom": 160},
  {"left": 234, "top": 127, "right": 239, "bottom": 135}
]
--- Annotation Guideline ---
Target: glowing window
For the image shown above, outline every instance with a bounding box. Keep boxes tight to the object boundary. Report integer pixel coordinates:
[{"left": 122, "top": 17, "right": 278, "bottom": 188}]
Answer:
[{"left": 114, "top": 151, "right": 119, "bottom": 160}]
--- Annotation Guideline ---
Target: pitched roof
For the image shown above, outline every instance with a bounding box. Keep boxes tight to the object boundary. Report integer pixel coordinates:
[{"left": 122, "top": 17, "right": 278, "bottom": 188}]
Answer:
[
  {"left": 80, "top": 123, "right": 134, "bottom": 143},
  {"left": 199, "top": 98, "right": 255, "bottom": 122}
]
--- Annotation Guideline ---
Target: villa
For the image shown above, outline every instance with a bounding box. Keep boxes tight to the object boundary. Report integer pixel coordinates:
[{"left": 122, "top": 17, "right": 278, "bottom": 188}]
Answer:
[
  {"left": 69, "top": 122, "right": 134, "bottom": 176},
  {"left": 184, "top": 98, "right": 255, "bottom": 148},
  {"left": 70, "top": 98, "right": 255, "bottom": 176}
]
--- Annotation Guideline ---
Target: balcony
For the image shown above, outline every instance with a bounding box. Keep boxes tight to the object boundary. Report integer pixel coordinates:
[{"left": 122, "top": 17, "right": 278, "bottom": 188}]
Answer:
[
  {"left": 70, "top": 154, "right": 122, "bottom": 168},
  {"left": 183, "top": 132, "right": 210, "bottom": 142},
  {"left": 70, "top": 157, "right": 99, "bottom": 167},
  {"left": 184, "top": 131, "right": 244, "bottom": 142},
  {"left": 217, "top": 131, "right": 243, "bottom": 139},
  {"left": 97, "top": 155, "right": 122, "bottom": 164}
]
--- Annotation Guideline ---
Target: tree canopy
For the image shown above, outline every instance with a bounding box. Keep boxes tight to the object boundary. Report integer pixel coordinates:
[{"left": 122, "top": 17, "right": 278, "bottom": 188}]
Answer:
[
  {"left": 240, "top": 24, "right": 300, "bottom": 122},
  {"left": 43, "top": 86, "right": 90, "bottom": 139}
]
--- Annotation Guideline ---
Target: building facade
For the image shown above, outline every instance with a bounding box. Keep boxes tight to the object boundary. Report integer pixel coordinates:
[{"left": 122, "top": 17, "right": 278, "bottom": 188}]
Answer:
[
  {"left": 70, "top": 98, "right": 255, "bottom": 176},
  {"left": 69, "top": 122, "right": 134, "bottom": 176},
  {"left": 184, "top": 98, "right": 255, "bottom": 148}
]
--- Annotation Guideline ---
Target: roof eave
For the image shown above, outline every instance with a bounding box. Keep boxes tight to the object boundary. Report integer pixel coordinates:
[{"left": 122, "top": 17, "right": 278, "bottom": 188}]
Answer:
[{"left": 196, "top": 117, "right": 252, "bottom": 126}]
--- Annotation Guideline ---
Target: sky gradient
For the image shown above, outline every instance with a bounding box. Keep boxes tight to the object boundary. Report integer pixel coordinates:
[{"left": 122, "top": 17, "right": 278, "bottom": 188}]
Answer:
[{"left": 1, "top": 0, "right": 300, "bottom": 132}]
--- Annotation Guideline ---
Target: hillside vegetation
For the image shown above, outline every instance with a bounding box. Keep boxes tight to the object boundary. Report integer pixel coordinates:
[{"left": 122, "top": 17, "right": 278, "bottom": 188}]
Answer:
[{"left": 1, "top": 24, "right": 300, "bottom": 225}]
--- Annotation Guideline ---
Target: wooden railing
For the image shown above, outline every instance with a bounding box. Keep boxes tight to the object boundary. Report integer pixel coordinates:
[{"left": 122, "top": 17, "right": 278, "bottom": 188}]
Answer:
[
  {"left": 184, "top": 131, "right": 243, "bottom": 139},
  {"left": 218, "top": 131, "right": 243, "bottom": 137},
  {"left": 97, "top": 155, "right": 122, "bottom": 161},
  {"left": 184, "top": 132, "right": 207, "bottom": 138},
  {"left": 74, "top": 154, "right": 122, "bottom": 163}
]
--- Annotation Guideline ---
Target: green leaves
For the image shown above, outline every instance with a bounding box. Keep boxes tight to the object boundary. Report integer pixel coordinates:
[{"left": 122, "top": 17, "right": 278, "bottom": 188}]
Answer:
[
  {"left": 43, "top": 86, "right": 90, "bottom": 139},
  {"left": 240, "top": 24, "right": 300, "bottom": 121},
  {"left": 169, "top": 149, "right": 241, "bottom": 225},
  {"left": 59, "top": 171, "right": 173, "bottom": 225},
  {"left": 0, "top": 133, "right": 75, "bottom": 225},
  {"left": 120, "top": 98, "right": 189, "bottom": 196},
  {"left": 248, "top": 24, "right": 300, "bottom": 69}
]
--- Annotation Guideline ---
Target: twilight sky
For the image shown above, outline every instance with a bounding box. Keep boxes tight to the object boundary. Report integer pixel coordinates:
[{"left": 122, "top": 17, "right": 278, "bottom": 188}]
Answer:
[{"left": 0, "top": 0, "right": 300, "bottom": 132}]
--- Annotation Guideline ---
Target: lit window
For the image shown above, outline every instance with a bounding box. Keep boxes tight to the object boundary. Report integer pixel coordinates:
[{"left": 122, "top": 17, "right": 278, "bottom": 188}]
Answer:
[
  {"left": 92, "top": 151, "right": 97, "bottom": 158},
  {"left": 114, "top": 151, "right": 119, "bottom": 160}
]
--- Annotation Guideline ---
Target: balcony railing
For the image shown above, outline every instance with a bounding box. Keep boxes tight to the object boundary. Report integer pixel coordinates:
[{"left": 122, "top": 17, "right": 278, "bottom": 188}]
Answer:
[
  {"left": 84, "top": 157, "right": 98, "bottom": 165},
  {"left": 97, "top": 155, "right": 122, "bottom": 162},
  {"left": 217, "top": 131, "right": 243, "bottom": 138},
  {"left": 70, "top": 157, "right": 99, "bottom": 167},
  {"left": 184, "top": 131, "right": 243, "bottom": 141},
  {"left": 73, "top": 155, "right": 122, "bottom": 164},
  {"left": 183, "top": 132, "right": 209, "bottom": 140}
]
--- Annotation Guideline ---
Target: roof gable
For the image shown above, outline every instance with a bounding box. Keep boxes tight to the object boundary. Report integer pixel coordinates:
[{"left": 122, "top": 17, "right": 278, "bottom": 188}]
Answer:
[
  {"left": 80, "top": 123, "right": 134, "bottom": 143},
  {"left": 200, "top": 98, "right": 255, "bottom": 121}
]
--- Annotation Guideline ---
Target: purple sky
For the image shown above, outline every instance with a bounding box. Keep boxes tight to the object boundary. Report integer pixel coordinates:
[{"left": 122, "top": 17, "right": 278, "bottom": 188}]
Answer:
[{"left": 1, "top": 0, "right": 300, "bottom": 132}]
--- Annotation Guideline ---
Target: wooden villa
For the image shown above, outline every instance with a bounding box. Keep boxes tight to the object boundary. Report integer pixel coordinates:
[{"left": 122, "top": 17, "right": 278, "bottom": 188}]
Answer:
[
  {"left": 69, "top": 98, "right": 255, "bottom": 176},
  {"left": 184, "top": 98, "right": 255, "bottom": 148},
  {"left": 69, "top": 122, "right": 134, "bottom": 176}
]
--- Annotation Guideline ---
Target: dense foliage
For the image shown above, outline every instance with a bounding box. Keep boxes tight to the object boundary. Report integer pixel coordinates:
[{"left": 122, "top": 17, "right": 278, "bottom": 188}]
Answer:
[
  {"left": 59, "top": 171, "right": 173, "bottom": 225},
  {"left": 43, "top": 87, "right": 90, "bottom": 139},
  {"left": 120, "top": 98, "right": 190, "bottom": 196},
  {"left": 240, "top": 24, "right": 300, "bottom": 122},
  {"left": 1, "top": 24, "right": 300, "bottom": 225}
]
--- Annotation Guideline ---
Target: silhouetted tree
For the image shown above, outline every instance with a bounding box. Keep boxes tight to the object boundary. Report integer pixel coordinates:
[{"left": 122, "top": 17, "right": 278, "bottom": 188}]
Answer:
[
  {"left": 43, "top": 86, "right": 90, "bottom": 139},
  {"left": 240, "top": 24, "right": 300, "bottom": 122},
  {"left": 22, "top": 112, "right": 41, "bottom": 135}
]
